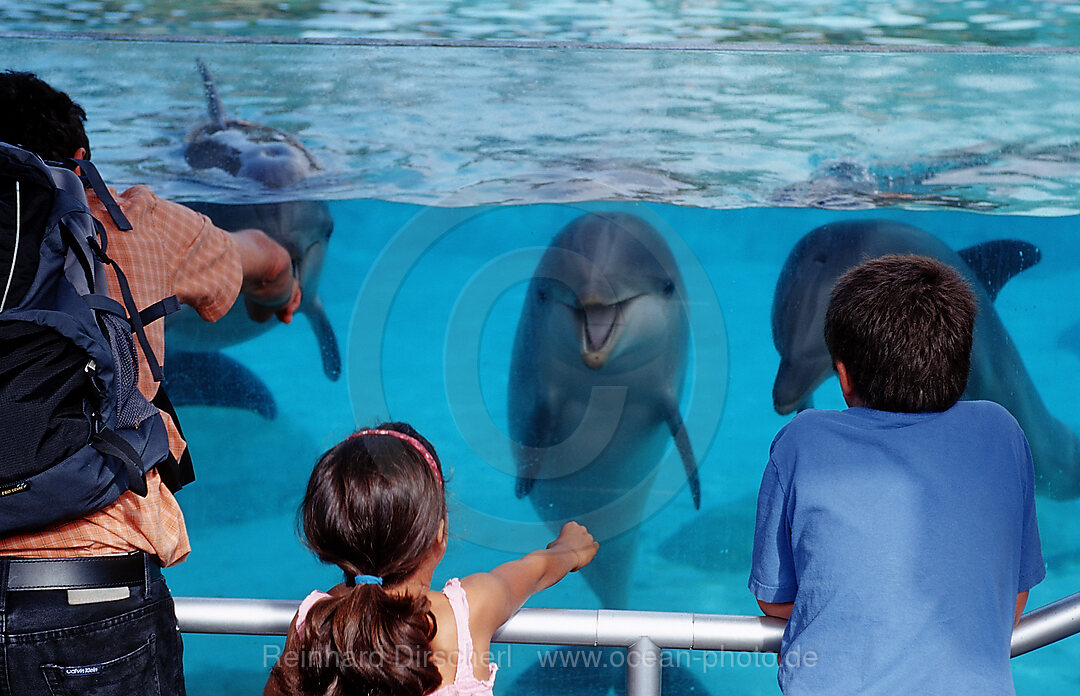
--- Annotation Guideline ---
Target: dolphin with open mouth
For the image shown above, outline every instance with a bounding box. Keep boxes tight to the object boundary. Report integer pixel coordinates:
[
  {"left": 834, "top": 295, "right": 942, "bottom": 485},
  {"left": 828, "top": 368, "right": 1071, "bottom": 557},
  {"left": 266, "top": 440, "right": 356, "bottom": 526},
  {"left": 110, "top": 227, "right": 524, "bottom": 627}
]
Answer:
[{"left": 509, "top": 211, "right": 700, "bottom": 609}]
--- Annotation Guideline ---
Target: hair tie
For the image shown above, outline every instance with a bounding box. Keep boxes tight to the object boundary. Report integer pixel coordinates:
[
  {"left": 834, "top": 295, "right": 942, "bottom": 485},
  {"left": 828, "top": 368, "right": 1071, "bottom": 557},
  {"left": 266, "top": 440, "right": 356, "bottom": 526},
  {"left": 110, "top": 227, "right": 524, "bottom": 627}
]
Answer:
[
  {"left": 350, "top": 428, "right": 443, "bottom": 485},
  {"left": 353, "top": 574, "right": 383, "bottom": 586}
]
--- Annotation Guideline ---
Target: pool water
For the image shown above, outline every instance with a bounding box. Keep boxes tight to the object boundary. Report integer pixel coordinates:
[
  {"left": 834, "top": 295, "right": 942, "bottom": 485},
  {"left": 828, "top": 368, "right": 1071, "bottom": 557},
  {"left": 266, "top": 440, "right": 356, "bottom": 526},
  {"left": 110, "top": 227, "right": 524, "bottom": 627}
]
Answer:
[
  {"left": 0, "top": 23, "right": 1078, "bottom": 696},
  {"left": 5, "top": 0, "right": 1080, "bottom": 46}
]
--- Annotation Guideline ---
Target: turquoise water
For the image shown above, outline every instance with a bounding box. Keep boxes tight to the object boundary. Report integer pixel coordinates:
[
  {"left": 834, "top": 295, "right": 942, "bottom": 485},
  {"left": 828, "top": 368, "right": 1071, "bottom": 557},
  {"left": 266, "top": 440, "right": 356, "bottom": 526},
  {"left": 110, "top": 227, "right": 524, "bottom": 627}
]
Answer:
[
  {"left": 160, "top": 201, "right": 1080, "bottom": 694},
  {"left": 1, "top": 22, "right": 1079, "bottom": 696}
]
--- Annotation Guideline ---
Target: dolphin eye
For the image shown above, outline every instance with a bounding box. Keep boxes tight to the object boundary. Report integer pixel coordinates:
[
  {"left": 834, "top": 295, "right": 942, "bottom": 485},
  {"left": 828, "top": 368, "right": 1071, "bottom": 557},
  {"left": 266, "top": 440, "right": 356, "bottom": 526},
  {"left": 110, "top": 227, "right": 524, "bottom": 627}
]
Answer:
[
  {"left": 662, "top": 281, "right": 675, "bottom": 297},
  {"left": 536, "top": 288, "right": 547, "bottom": 304}
]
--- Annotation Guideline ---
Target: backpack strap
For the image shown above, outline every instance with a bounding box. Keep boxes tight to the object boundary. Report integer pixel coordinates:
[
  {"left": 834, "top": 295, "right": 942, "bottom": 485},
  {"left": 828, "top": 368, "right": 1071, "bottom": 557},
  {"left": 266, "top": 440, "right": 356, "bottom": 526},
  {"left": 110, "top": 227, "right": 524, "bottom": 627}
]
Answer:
[
  {"left": 83, "top": 294, "right": 180, "bottom": 335},
  {"left": 82, "top": 293, "right": 128, "bottom": 319},
  {"left": 68, "top": 158, "right": 132, "bottom": 231},
  {"left": 85, "top": 229, "right": 166, "bottom": 382},
  {"left": 89, "top": 429, "right": 150, "bottom": 497},
  {"left": 138, "top": 296, "right": 180, "bottom": 327},
  {"left": 151, "top": 387, "right": 195, "bottom": 493}
]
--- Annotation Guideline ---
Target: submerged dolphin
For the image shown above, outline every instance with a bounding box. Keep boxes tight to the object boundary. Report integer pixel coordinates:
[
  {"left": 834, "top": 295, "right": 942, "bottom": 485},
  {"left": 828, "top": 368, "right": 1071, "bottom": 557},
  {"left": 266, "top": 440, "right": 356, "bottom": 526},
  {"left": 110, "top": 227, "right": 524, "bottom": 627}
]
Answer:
[
  {"left": 164, "top": 59, "right": 339, "bottom": 417},
  {"left": 509, "top": 212, "right": 699, "bottom": 608},
  {"left": 772, "top": 218, "right": 1080, "bottom": 499}
]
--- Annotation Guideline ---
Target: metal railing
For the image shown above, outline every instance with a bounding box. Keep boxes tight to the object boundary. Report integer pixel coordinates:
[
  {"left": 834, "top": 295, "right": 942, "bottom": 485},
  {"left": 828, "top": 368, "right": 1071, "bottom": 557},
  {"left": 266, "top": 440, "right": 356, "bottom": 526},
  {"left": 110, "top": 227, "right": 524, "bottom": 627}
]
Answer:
[{"left": 175, "top": 591, "right": 1080, "bottom": 695}]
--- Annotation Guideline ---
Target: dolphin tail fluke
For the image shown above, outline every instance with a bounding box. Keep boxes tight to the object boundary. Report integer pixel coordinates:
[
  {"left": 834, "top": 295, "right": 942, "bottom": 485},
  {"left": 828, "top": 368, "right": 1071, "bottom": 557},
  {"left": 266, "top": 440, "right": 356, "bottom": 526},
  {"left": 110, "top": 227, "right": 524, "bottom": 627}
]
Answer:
[
  {"left": 162, "top": 350, "right": 276, "bottom": 419},
  {"left": 663, "top": 401, "right": 700, "bottom": 509},
  {"left": 303, "top": 298, "right": 341, "bottom": 381},
  {"left": 957, "top": 239, "right": 1041, "bottom": 301},
  {"left": 194, "top": 58, "right": 227, "bottom": 131}
]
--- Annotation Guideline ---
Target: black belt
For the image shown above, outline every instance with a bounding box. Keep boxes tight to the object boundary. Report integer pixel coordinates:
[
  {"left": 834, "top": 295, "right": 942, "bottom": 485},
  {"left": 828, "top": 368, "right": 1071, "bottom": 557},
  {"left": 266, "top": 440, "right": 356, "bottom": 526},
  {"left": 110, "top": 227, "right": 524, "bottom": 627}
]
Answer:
[{"left": 2, "top": 552, "right": 162, "bottom": 591}]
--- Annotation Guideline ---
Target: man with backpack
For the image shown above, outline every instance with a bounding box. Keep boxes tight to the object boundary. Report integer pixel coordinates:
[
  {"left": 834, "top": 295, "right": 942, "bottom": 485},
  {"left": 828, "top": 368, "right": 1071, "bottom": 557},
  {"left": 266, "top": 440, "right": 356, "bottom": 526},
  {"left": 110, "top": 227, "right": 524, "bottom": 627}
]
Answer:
[{"left": 0, "top": 70, "right": 302, "bottom": 695}]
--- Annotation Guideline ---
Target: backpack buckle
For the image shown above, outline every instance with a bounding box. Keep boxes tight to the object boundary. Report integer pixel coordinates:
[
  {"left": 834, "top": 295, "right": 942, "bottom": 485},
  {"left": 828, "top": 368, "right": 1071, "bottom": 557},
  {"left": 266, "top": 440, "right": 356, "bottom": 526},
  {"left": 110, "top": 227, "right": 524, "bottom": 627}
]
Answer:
[{"left": 83, "top": 358, "right": 107, "bottom": 405}]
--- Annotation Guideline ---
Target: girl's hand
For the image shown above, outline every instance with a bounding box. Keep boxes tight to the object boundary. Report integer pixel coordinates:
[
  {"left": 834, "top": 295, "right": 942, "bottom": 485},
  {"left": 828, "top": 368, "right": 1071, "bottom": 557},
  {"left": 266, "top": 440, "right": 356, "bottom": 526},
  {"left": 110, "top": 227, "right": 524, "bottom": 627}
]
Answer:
[{"left": 547, "top": 521, "right": 599, "bottom": 572}]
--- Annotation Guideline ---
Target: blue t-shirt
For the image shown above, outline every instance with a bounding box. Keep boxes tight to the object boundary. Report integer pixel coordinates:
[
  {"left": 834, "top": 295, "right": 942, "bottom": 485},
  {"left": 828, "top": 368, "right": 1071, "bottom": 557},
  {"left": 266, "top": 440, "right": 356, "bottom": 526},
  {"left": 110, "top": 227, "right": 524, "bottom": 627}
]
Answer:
[{"left": 749, "top": 401, "right": 1044, "bottom": 696}]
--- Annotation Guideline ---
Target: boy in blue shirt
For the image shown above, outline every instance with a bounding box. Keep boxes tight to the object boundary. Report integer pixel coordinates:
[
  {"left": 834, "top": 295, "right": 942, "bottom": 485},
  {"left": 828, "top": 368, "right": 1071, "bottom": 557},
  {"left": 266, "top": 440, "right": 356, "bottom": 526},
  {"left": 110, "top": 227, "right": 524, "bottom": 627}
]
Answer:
[{"left": 749, "top": 254, "right": 1044, "bottom": 695}]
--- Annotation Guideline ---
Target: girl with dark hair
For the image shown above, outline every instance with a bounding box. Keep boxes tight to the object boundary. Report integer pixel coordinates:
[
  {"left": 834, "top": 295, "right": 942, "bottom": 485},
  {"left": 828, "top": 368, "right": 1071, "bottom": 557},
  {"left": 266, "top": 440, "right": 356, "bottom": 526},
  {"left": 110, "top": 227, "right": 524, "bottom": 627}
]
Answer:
[{"left": 264, "top": 422, "right": 598, "bottom": 696}]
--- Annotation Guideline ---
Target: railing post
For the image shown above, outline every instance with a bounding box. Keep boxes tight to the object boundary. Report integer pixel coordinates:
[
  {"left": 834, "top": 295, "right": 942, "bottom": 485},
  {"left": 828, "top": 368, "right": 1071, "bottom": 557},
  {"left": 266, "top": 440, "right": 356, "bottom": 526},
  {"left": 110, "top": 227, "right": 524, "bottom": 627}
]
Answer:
[{"left": 626, "top": 636, "right": 662, "bottom": 696}]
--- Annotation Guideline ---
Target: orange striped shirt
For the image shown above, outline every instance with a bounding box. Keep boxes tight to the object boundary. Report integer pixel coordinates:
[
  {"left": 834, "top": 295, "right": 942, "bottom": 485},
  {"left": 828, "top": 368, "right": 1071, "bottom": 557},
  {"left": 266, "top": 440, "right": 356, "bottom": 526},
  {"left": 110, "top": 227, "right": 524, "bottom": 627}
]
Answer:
[{"left": 0, "top": 185, "right": 242, "bottom": 566}]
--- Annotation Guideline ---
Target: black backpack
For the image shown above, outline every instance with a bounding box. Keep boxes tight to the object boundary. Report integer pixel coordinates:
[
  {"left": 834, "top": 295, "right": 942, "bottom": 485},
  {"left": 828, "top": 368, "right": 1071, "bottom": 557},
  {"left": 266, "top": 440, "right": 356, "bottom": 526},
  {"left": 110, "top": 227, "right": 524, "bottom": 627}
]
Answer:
[{"left": 0, "top": 142, "right": 192, "bottom": 534}]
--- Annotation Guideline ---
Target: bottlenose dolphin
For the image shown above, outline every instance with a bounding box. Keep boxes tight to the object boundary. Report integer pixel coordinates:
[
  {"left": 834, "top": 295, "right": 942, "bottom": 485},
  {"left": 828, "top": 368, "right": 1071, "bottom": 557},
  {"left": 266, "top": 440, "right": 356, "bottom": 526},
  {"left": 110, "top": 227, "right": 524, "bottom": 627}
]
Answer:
[
  {"left": 163, "top": 59, "right": 339, "bottom": 417},
  {"left": 509, "top": 211, "right": 699, "bottom": 608},
  {"left": 772, "top": 218, "right": 1080, "bottom": 499}
]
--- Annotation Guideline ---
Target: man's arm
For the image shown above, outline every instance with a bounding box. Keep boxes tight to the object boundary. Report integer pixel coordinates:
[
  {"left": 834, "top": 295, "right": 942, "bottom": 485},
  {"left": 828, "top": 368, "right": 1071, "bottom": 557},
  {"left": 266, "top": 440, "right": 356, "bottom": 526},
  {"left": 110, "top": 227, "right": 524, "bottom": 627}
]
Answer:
[{"left": 231, "top": 228, "right": 302, "bottom": 323}]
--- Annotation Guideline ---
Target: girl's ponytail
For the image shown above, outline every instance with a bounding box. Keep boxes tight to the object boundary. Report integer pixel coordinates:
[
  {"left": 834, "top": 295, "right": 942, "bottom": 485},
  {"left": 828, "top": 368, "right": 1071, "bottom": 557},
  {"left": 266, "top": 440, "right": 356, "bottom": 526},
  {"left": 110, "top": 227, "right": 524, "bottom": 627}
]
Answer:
[{"left": 295, "top": 585, "right": 440, "bottom": 696}]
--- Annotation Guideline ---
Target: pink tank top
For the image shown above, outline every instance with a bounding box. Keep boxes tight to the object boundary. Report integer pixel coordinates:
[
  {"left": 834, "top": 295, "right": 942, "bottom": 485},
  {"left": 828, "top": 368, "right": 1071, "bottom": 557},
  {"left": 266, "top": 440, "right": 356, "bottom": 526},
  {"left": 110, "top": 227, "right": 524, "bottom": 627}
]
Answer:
[
  {"left": 292, "top": 578, "right": 497, "bottom": 695},
  {"left": 429, "top": 578, "right": 498, "bottom": 695}
]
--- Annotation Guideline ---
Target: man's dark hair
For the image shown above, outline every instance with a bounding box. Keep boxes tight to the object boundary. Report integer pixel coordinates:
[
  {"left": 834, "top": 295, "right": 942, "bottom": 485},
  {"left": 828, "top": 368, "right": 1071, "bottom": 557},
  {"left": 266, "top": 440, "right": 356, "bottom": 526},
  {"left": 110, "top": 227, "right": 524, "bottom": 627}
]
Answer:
[
  {"left": 824, "top": 253, "right": 977, "bottom": 413},
  {"left": 0, "top": 70, "right": 90, "bottom": 161}
]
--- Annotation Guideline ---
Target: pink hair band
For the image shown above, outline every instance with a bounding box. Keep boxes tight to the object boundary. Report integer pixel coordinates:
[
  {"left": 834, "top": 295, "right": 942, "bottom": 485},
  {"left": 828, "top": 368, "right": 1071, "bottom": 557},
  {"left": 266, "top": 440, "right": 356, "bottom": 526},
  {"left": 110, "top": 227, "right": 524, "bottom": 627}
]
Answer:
[{"left": 352, "top": 429, "right": 443, "bottom": 485}]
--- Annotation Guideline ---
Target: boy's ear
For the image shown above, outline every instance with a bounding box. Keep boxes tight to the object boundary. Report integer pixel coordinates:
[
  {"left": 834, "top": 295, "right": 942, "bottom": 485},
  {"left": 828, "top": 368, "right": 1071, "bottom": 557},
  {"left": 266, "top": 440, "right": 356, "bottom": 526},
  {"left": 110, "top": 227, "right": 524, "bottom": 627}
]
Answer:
[
  {"left": 835, "top": 361, "right": 864, "bottom": 407},
  {"left": 437, "top": 519, "right": 447, "bottom": 546}
]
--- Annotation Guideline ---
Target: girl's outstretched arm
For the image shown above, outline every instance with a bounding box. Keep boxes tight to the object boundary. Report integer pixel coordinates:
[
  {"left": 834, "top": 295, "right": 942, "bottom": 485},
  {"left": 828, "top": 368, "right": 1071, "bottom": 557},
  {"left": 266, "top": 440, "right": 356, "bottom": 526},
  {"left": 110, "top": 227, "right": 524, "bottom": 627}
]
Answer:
[{"left": 463, "top": 521, "right": 599, "bottom": 637}]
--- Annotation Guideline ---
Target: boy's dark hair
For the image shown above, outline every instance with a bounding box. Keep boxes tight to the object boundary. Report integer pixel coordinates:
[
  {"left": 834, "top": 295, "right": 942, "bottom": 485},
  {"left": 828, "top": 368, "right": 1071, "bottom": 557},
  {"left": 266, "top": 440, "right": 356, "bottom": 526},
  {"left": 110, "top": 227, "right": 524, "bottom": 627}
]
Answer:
[
  {"left": 0, "top": 70, "right": 91, "bottom": 161},
  {"left": 824, "top": 253, "right": 976, "bottom": 413},
  {"left": 292, "top": 422, "right": 448, "bottom": 696}
]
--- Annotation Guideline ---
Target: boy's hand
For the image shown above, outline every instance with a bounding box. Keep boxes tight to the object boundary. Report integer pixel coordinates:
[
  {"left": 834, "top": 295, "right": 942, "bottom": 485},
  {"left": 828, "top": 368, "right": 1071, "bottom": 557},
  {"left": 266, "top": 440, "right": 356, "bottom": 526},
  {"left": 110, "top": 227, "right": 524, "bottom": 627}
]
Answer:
[{"left": 547, "top": 521, "right": 599, "bottom": 572}]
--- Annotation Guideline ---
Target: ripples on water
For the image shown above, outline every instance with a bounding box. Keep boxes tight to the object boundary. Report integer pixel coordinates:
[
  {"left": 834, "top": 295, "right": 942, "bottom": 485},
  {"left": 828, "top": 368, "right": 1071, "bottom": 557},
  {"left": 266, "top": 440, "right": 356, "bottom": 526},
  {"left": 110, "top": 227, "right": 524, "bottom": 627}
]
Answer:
[
  {"left": 5, "top": 2, "right": 1080, "bottom": 215},
  {"left": 4, "top": 0, "right": 1080, "bottom": 46}
]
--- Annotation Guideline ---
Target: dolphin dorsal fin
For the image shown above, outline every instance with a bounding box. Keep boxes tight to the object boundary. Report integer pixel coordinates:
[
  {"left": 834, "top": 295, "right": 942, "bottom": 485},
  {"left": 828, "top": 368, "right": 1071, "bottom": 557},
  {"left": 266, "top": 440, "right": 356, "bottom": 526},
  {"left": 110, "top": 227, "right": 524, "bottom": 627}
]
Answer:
[
  {"left": 195, "top": 58, "right": 227, "bottom": 132},
  {"left": 957, "top": 240, "right": 1041, "bottom": 301}
]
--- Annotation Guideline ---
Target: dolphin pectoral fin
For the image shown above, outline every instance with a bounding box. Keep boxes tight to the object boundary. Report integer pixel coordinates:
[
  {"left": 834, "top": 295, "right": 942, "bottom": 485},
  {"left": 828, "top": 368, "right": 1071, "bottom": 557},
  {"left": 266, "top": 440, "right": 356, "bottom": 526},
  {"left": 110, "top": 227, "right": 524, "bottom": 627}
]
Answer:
[
  {"left": 957, "top": 240, "right": 1041, "bottom": 301},
  {"left": 162, "top": 350, "right": 277, "bottom": 419},
  {"left": 512, "top": 404, "right": 553, "bottom": 499},
  {"left": 302, "top": 298, "right": 341, "bottom": 381},
  {"left": 663, "top": 401, "right": 700, "bottom": 509},
  {"left": 515, "top": 474, "right": 535, "bottom": 498}
]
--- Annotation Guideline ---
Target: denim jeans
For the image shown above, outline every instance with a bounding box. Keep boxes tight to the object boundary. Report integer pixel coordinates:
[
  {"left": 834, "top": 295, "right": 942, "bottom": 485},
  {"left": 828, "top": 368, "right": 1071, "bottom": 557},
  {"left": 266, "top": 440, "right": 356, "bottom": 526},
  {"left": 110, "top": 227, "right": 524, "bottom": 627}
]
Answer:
[{"left": 0, "top": 567, "right": 185, "bottom": 696}]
